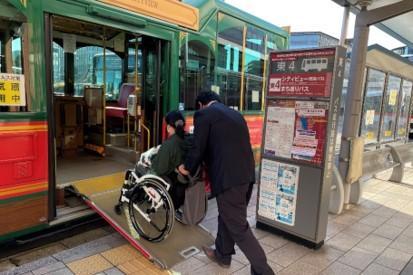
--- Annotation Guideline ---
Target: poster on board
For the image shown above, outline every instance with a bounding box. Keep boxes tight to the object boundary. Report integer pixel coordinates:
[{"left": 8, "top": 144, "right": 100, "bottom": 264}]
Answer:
[
  {"left": 291, "top": 101, "right": 328, "bottom": 165},
  {"left": 263, "top": 101, "right": 295, "bottom": 158},
  {"left": 258, "top": 159, "right": 300, "bottom": 226},
  {"left": 263, "top": 100, "right": 328, "bottom": 166}
]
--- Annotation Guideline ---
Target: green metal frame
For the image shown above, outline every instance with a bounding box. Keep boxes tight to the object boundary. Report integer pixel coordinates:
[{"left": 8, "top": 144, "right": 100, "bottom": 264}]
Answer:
[{"left": 179, "top": 0, "right": 289, "bottom": 113}]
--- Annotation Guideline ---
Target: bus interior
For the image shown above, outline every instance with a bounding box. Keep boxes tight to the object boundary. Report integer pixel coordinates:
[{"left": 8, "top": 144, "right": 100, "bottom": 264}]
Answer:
[{"left": 50, "top": 16, "right": 166, "bottom": 219}]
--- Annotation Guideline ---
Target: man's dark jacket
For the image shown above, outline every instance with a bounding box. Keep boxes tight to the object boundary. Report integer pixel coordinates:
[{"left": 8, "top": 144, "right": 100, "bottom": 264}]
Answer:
[{"left": 185, "top": 102, "right": 255, "bottom": 196}]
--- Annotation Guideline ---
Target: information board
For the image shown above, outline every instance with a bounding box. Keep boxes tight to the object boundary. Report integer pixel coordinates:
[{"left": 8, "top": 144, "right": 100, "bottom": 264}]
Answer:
[
  {"left": 257, "top": 47, "right": 346, "bottom": 247},
  {"left": 264, "top": 100, "right": 328, "bottom": 166}
]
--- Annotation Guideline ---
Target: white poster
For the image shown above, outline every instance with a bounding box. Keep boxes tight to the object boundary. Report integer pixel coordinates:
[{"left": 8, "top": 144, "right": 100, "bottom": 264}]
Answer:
[
  {"left": 365, "top": 110, "right": 375, "bottom": 125},
  {"left": 258, "top": 159, "right": 300, "bottom": 226},
  {"left": 258, "top": 159, "right": 278, "bottom": 220},
  {"left": 252, "top": 90, "right": 260, "bottom": 103},
  {"left": 264, "top": 106, "right": 295, "bottom": 158}
]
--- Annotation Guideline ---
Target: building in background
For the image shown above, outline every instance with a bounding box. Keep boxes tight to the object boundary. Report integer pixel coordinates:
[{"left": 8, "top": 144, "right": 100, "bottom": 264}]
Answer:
[
  {"left": 393, "top": 46, "right": 413, "bottom": 62},
  {"left": 289, "top": 31, "right": 338, "bottom": 49}
]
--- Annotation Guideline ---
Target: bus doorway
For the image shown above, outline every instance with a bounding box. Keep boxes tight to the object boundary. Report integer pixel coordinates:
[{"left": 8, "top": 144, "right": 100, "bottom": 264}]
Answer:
[{"left": 47, "top": 16, "right": 167, "bottom": 221}]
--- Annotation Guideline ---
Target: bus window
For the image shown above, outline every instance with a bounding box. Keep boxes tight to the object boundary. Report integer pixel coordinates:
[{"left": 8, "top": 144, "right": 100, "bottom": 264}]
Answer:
[
  {"left": 396, "top": 80, "right": 412, "bottom": 139},
  {"left": 244, "top": 25, "right": 265, "bottom": 111},
  {"left": 266, "top": 33, "right": 285, "bottom": 53},
  {"left": 126, "top": 40, "right": 143, "bottom": 85},
  {"left": 360, "top": 68, "right": 386, "bottom": 144},
  {"left": 180, "top": 39, "right": 215, "bottom": 111},
  {"left": 381, "top": 75, "right": 401, "bottom": 142},
  {"left": 53, "top": 42, "right": 123, "bottom": 100},
  {"left": 89, "top": 50, "right": 122, "bottom": 100},
  {"left": 0, "top": 17, "right": 28, "bottom": 111},
  {"left": 217, "top": 13, "right": 244, "bottom": 110},
  {"left": 76, "top": 47, "right": 122, "bottom": 100},
  {"left": 53, "top": 42, "right": 65, "bottom": 94}
]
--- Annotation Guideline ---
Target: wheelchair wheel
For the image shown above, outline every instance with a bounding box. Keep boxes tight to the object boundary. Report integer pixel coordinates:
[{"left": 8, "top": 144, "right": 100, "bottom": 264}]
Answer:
[{"left": 129, "top": 178, "right": 175, "bottom": 242}]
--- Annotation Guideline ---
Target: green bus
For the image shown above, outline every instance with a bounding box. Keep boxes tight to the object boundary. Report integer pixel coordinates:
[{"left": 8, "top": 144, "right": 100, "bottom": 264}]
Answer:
[{"left": 0, "top": 0, "right": 288, "bottom": 242}]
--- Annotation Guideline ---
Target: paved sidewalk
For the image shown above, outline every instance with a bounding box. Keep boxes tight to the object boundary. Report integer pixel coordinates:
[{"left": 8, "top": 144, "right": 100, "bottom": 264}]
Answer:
[
  {"left": 172, "top": 171, "right": 413, "bottom": 275},
  {"left": 1, "top": 169, "right": 413, "bottom": 274}
]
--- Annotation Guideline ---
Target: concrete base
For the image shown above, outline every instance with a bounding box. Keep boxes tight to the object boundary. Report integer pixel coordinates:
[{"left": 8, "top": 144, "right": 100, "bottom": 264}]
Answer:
[{"left": 256, "top": 221, "right": 324, "bottom": 250}]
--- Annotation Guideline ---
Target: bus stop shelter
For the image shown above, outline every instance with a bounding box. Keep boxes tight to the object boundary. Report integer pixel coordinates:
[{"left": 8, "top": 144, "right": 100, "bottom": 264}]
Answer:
[{"left": 331, "top": 0, "right": 413, "bottom": 210}]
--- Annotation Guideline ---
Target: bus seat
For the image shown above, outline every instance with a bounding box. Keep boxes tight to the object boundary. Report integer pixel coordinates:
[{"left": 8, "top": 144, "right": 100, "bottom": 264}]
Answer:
[{"left": 106, "top": 83, "right": 136, "bottom": 119}]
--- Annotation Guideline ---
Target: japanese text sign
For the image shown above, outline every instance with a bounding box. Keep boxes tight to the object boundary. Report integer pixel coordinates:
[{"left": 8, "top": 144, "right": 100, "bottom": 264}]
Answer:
[
  {"left": 268, "top": 48, "right": 336, "bottom": 97},
  {"left": 0, "top": 73, "right": 26, "bottom": 106}
]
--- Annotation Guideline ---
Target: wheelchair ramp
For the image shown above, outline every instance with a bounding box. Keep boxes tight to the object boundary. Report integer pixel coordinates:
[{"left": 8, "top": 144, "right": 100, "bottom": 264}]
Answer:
[{"left": 72, "top": 172, "right": 215, "bottom": 269}]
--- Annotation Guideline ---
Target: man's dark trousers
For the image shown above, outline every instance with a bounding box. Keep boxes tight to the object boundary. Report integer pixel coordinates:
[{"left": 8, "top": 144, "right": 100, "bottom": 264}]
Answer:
[{"left": 214, "top": 183, "right": 274, "bottom": 275}]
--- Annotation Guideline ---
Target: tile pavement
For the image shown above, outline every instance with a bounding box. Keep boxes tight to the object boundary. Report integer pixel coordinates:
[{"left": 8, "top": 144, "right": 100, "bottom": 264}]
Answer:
[{"left": 1, "top": 170, "right": 413, "bottom": 274}]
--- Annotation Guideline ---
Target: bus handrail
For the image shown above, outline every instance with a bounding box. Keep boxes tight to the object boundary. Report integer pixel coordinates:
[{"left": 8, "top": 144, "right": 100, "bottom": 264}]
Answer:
[{"left": 140, "top": 121, "right": 151, "bottom": 152}]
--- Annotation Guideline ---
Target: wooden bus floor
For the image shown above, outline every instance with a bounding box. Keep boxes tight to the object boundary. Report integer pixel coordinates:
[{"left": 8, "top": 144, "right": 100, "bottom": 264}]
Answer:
[{"left": 56, "top": 152, "right": 131, "bottom": 187}]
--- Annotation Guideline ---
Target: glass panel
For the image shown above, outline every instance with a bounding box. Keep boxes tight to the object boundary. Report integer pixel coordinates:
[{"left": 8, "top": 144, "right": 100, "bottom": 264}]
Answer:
[
  {"left": 53, "top": 42, "right": 65, "bottom": 94},
  {"left": 74, "top": 46, "right": 102, "bottom": 97},
  {"left": 396, "top": 80, "right": 413, "bottom": 138},
  {"left": 381, "top": 75, "right": 401, "bottom": 142},
  {"left": 0, "top": 34, "right": 4, "bottom": 73},
  {"left": 266, "top": 33, "right": 285, "bottom": 53},
  {"left": 12, "top": 37, "right": 22, "bottom": 74},
  {"left": 73, "top": 47, "right": 122, "bottom": 100},
  {"left": 360, "top": 69, "right": 386, "bottom": 144},
  {"left": 335, "top": 60, "right": 351, "bottom": 154},
  {"left": 216, "top": 13, "right": 244, "bottom": 110},
  {"left": 126, "top": 44, "right": 143, "bottom": 86},
  {"left": 180, "top": 38, "right": 215, "bottom": 111},
  {"left": 244, "top": 25, "right": 265, "bottom": 111}
]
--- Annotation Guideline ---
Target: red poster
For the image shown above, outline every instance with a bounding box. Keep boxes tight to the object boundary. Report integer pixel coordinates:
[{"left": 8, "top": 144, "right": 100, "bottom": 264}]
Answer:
[
  {"left": 245, "top": 115, "right": 264, "bottom": 149},
  {"left": 292, "top": 101, "right": 328, "bottom": 165},
  {"left": 178, "top": 114, "right": 263, "bottom": 149},
  {"left": 268, "top": 48, "right": 336, "bottom": 97}
]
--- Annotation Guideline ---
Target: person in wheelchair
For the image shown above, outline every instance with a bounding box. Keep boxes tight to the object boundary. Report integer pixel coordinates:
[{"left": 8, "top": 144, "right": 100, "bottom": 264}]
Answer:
[
  {"left": 149, "top": 111, "right": 189, "bottom": 211},
  {"left": 115, "top": 111, "right": 206, "bottom": 242}
]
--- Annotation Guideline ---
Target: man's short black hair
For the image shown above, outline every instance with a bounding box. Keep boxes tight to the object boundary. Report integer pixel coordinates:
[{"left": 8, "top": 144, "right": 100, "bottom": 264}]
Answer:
[{"left": 196, "top": 91, "right": 221, "bottom": 106}]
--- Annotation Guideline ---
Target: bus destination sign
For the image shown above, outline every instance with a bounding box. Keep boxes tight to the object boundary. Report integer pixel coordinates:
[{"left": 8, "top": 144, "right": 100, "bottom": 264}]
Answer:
[{"left": 268, "top": 48, "right": 337, "bottom": 98}]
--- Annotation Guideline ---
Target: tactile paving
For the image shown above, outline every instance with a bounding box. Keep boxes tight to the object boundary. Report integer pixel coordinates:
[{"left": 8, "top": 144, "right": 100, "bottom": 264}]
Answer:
[
  {"left": 67, "top": 254, "right": 112, "bottom": 274},
  {"left": 101, "top": 244, "right": 144, "bottom": 266},
  {"left": 117, "top": 258, "right": 147, "bottom": 274}
]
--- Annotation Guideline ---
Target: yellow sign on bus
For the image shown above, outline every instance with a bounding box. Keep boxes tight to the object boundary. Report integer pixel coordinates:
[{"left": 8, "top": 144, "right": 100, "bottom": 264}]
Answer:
[
  {"left": 98, "top": 0, "right": 199, "bottom": 31},
  {"left": 0, "top": 73, "right": 26, "bottom": 106}
]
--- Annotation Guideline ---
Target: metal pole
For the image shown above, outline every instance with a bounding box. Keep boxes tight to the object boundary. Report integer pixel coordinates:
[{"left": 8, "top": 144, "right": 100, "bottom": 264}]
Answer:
[
  {"left": 338, "top": 6, "right": 370, "bottom": 208},
  {"left": 103, "top": 30, "right": 107, "bottom": 147},
  {"left": 339, "top": 4, "right": 350, "bottom": 47}
]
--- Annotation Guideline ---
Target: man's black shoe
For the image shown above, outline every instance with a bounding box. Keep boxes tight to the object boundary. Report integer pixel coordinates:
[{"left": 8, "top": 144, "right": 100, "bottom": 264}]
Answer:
[
  {"left": 175, "top": 209, "right": 184, "bottom": 223},
  {"left": 202, "top": 246, "right": 230, "bottom": 268}
]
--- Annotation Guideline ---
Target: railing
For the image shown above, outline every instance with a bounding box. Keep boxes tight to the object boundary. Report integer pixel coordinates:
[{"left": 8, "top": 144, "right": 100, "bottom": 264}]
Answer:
[{"left": 329, "top": 142, "right": 413, "bottom": 214}]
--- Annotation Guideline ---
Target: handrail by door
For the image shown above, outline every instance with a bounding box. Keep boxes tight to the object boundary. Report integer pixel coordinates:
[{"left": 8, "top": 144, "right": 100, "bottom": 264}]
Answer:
[{"left": 140, "top": 121, "right": 151, "bottom": 152}]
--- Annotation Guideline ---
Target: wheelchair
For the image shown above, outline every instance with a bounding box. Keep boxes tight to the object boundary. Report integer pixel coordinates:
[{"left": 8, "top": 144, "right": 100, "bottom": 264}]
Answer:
[
  {"left": 114, "top": 167, "right": 175, "bottom": 242},
  {"left": 114, "top": 147, "right": 202, "bottom": 243}
]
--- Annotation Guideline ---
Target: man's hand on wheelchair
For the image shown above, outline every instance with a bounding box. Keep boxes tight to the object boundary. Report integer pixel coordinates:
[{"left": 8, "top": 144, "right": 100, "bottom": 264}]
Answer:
[{"left": 178, "top": 164, "right": 190, "bottom": 176}]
